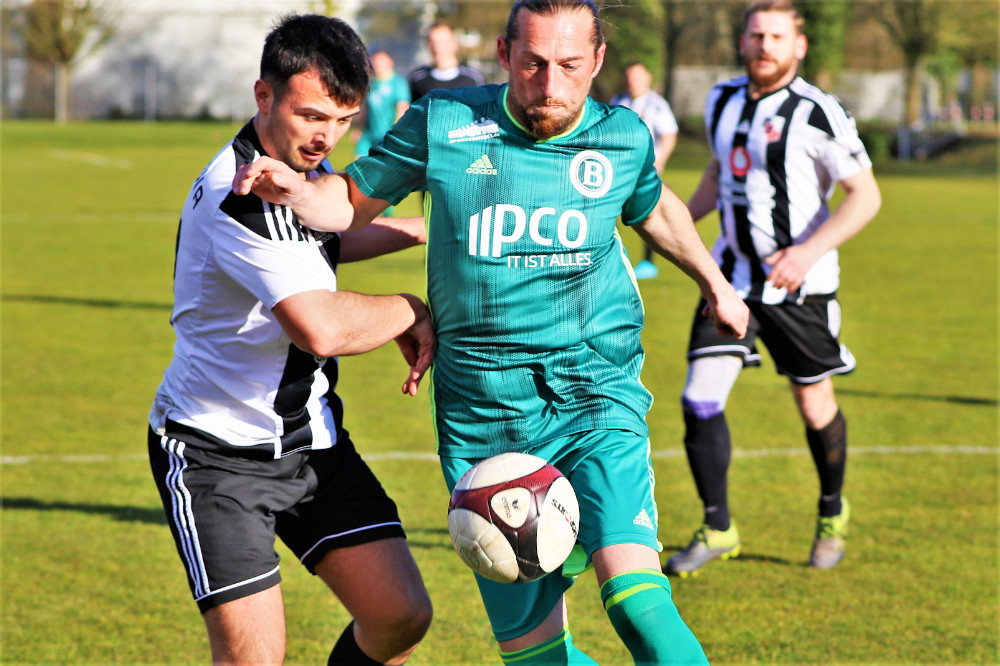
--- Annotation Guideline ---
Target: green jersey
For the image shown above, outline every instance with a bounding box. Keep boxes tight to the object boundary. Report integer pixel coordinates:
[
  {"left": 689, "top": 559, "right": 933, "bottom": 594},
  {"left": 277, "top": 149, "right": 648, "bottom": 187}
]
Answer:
[{"left": 346, "top": 84, "right": 662, "bottom": 457}]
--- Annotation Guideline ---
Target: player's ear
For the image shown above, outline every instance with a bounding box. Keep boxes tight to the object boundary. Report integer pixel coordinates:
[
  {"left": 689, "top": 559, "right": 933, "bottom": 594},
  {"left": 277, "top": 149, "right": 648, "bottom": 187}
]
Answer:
[
  {"left": 795, "top": 34, "right": 808, "bottom": 61},
  {"left": 497, "top": 35, "right": 511, "bottom": 72},
  {"left": 591, "top": 42, "right": 607, "bottom": 79},
  {"left": 254, "top": 79, "right": 273, "bottom": 114}
]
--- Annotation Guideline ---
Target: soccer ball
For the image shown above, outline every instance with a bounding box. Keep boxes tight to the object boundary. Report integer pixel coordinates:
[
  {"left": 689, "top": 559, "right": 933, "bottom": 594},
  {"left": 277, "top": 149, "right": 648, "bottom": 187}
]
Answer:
[{"left": 447, "top": 452, "right": 580, "bottom": 584}]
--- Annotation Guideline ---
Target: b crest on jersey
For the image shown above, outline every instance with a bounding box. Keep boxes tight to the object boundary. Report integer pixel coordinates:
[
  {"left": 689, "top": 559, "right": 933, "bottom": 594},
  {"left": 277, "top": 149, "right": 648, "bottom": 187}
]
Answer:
[{"left": 570, "top": 150, "right": 613, "bottom": 199}]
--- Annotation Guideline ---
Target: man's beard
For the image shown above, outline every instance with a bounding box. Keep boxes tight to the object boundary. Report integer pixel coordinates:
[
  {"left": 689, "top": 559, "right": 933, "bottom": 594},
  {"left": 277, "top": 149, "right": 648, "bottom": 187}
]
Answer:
[
  {"left": 748, "top": 57, "right": 793, "bottom": 91},
  {"left": 521, "top": 102, "right": 579, "bottom": 140}
]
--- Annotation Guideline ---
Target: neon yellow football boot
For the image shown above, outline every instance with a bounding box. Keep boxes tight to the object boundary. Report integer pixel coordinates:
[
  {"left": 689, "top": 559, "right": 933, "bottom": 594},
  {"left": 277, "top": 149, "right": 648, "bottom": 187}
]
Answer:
[
  {"left": 809, "top": 497, "right": 850, "bottom": 569},
  {"left": 664, "top": 523, "right": 741, "bottom": 577}
]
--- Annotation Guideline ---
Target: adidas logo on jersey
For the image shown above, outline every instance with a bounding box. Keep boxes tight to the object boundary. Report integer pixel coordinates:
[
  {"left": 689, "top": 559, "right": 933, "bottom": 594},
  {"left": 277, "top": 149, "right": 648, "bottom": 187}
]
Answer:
[
  {"left": 633, "top": 509, "right": 654, "bottom": 529},
  {"left": 466, "top": 154, "right": 497, "bottom": 175}
]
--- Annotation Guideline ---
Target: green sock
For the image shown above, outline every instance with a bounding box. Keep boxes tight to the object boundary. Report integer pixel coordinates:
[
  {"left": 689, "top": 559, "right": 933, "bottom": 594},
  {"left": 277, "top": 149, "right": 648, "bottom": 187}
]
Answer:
[
  {"left": 601, "top": 569, "right": 709, "bottom": 665},
  {"left": 499, "top": 627, "right": 598, "bottom": 665}
]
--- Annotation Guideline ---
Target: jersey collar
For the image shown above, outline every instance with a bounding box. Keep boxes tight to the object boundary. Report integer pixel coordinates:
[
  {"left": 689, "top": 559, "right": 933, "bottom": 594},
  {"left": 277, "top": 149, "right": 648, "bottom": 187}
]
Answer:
[{"left": 500, "top": 84, "right": 588, "bottom": 143}]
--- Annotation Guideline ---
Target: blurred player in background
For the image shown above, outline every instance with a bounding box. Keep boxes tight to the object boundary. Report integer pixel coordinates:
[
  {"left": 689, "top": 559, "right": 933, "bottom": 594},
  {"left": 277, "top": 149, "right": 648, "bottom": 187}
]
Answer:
[
  {"left": 147, "top": 14, "right": 434, "bottom": 664},
  {"left": 665, "top": 0, "right": 881, "bottom": 577},
  {"left": 407, "top": 21, "right": 486, "bottom": 101},
  {"left": 236, "top": 2, "right": 748, "bottom": 662},
  {"left": 354, "top": 50, "right": 410, "bottom": 215},
  {"left": 610, "top": 61, "right": 679, "bottom": 280},
  {"left": 354, "top": 50, "right": 411, "bottom": 159}
]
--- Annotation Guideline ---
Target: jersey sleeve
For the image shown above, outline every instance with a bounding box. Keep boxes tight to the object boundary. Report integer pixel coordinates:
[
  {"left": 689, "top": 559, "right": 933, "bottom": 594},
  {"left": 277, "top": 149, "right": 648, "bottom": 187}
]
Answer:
[
  {"left": 619, "top": 119, "right": 662, "bottom": 226},
  {"left": 808, "top": 99, "right": 872, "bottom": 182},
  {"left": 345, "top": 96, "right": 430, "bottom": 204},
  {"left": 212, "top": 204, "right": 336, "bottom": 310}
]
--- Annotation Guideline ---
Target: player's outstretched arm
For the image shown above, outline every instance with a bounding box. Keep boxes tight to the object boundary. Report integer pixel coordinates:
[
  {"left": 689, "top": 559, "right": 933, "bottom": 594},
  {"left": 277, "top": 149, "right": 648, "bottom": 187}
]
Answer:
[
  {"left": 635, "top": 184, "right": 749, "bottom": 338},
  {"left": 272, "top": 289, "right": 436, "bottom": 395},
  {"left": 340, "top": 217, "right": 427, "bottom": 263},
  {"left": 232, "top": 157, "right": 387, "bottom": 233},
  {"left": 764, "top": 167, "right": 881, "bottom": 292}
]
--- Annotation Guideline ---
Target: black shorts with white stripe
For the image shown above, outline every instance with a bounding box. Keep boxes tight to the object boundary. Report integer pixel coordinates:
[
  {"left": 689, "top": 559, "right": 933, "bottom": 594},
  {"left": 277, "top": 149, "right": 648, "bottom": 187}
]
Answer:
[
  {"left": 148, "top": 421, "right": 405, "bottom": 612},
  {"left": 686, "top": 294, "right": 856, "bottom": 384}
]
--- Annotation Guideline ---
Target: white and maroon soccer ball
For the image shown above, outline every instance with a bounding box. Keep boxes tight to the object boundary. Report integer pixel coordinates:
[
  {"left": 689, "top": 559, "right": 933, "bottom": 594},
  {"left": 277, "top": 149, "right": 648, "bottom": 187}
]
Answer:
[{"left": 447, "top": 452, "right": 580, "bottom": 584}]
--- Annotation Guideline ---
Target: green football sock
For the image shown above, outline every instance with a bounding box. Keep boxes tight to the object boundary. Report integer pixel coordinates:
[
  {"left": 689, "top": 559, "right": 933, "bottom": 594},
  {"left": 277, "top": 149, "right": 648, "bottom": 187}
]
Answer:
[
  {"left": 499, "top": 627, "right": 598, "bottom": 665},
  {"left": 601, "top": 569, "right": 709, "bottom": 665}
]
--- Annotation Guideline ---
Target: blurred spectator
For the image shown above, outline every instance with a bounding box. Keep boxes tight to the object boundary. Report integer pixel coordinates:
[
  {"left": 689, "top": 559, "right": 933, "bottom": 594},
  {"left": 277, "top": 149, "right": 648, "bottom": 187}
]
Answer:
[{"left": 408, "top": 22, "right": 485, "bottom": 101}]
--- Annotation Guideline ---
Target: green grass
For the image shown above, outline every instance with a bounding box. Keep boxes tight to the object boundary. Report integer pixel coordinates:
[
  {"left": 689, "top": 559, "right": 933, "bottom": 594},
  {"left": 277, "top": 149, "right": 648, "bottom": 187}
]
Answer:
[{"left": 2, "top": 121, "right": 997, "bottom": 664}]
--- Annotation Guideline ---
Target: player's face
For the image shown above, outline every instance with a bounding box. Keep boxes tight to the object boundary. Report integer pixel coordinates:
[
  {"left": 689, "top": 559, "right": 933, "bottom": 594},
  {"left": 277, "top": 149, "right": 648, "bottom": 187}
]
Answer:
[
  {"left": 428, "top": 26, "right": 459, "bottom": 62},
  {"left": 254, "top": 68, "right": 360, "bottom": 172},
  {"left": 371, "top": 52, "right": 395, "bottom": 80},
  {"left": 740, "top": 10, "right": 807, "bottom": 95},
  {"left": 624, "top": 64, "right": 652, "bottom": 98},
  {"left": 498, "top": 8, "right": 606, "bottom": 140}
]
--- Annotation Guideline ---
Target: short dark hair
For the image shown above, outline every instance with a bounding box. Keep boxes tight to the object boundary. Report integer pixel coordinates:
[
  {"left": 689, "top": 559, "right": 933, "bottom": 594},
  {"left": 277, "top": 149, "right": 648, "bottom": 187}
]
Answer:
[
  {"left": 260, "top": 14, "right": 372, "bottom": 106},
  {"left": 504, "top": 0, "right": 604, "bottom": 52},
  {"left": 743, "top": 0, "right": 804, "bottom": 34}
]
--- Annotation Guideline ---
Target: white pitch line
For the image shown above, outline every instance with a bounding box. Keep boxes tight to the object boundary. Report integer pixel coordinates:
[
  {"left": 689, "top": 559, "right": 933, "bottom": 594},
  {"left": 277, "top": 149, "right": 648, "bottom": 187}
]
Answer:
[
  {"left": 1, "top": 445, "right": 995, "bottom": 466},
  {"left": 50, "top": 149, "right": 132, "bottom": 170}
]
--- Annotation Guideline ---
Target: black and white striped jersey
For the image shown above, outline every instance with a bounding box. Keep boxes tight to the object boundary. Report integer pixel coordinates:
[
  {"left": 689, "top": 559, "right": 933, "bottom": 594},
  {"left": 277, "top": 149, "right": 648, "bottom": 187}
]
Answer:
[
  {"left": 704, "top": 75, "right": 872, "bottom": 304},
  {"left": 149, "top": 121, "right": 345, "bottom": 458}
]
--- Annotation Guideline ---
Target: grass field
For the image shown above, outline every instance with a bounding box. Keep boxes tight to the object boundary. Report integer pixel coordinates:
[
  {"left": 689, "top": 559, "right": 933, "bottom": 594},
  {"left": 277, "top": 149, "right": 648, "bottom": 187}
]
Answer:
[{"left": 1, "top": 120, "right": 997, "bottom": 665}]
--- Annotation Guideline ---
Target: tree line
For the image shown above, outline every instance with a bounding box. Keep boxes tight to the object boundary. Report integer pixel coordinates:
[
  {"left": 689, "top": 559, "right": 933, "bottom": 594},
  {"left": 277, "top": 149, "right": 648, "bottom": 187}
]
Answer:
[{"left": 7, "top": 0, "right": 999, "bottom": 125}]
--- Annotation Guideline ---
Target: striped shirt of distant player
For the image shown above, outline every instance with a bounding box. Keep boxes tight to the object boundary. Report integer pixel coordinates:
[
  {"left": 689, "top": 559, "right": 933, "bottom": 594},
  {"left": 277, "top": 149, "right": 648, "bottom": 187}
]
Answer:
[
  {"left": 704, "top": 75, "right": 872, "bottom": 304},
  {"left": 609, "top": 90, "right": 678, "bottom": 149}
]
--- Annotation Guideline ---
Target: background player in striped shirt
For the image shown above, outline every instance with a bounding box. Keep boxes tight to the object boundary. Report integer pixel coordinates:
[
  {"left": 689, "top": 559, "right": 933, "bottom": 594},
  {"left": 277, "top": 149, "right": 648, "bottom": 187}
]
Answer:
[
  {"left": 610, "top": 61, "right": 680, "bottom": 280},
  {"left": 665, "top": 0, "right": 882, "bottom": 577},
  {"left": 148, "top": 15, "right": 434, "bottom": 664},
  {"left": 236, "top": 2, "right": 748, "bottom": 662}
]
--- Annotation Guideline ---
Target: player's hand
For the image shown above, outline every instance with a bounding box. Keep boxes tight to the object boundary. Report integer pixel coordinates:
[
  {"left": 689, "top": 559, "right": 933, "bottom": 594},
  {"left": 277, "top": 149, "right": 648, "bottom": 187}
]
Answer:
[
  {"left": 764, "top": 245, "right": 821, "bottom": 292},
  {"left": 395, "top": 295, "right": 437, "bottom": 396},
  {"left": 703, "top": 287, "right": 749, "bottom": 338},
  {"left": 232, "top": 156, "right": 305, "bottom": 206}
]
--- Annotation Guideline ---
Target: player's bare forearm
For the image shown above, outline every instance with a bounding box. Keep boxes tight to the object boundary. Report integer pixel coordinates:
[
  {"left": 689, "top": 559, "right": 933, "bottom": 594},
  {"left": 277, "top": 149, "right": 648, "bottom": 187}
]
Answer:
[
  {"left": 764, "top": 168, "right": 881, "bottom": 291},
  {"left": 272, "top": 289, "right": 433, "bottom": 360},
  {"left": 340, "top": 217, "right": 427, "bottom": 263},
  {"left": 686, "top": 160, "right": 720, "bottom": 222},
  {"left": 635, "top": 186, "right": 749, "bottom": 337}
]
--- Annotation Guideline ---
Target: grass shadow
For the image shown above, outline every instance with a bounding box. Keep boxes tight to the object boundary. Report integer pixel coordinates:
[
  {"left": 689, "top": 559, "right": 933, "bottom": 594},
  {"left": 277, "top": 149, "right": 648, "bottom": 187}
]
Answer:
[
  {"left": 3, "top": 293, "right": 172, "bottom": 311},
  {"left": 2, "top": 496, "right": 167, "bottom": 524},
  {"left": 838, "top": 387, "right": 997, "bottom": 407}
]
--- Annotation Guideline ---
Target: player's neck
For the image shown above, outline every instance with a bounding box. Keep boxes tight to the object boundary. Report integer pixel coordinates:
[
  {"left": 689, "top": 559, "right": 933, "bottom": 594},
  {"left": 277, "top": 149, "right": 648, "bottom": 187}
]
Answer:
[{"left": 748, "top": 72, "right": 797, "bottom": 99}]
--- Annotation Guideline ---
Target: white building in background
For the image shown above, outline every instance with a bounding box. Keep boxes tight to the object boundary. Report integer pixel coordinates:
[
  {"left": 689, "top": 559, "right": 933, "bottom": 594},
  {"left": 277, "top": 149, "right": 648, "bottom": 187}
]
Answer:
[{"left": 8, "top": 0, "right": 362, "bottom": 121}]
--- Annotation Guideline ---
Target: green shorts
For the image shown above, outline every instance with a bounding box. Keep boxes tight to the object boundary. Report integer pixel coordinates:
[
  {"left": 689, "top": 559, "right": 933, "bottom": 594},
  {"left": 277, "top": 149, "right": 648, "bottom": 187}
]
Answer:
[{"left": 440, "top": 429, "right": 661, "bottom": 642}]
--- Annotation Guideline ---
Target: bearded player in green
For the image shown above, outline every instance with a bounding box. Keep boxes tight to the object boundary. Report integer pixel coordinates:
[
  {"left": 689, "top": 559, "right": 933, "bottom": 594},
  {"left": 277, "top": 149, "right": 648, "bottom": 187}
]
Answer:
[{"left": 236, "top": 1, "right": 748, "bottom": 663}]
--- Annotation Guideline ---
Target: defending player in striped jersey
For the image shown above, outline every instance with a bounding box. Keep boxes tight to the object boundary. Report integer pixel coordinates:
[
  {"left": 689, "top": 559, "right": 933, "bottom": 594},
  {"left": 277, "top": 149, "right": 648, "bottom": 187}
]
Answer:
[
  {"left": 665, "top": 0, "right": 882, "bottom": 576},
  {"left": 235, "top": 2, "right": 748, "bottom": 662},
  {"left": 147, "top": 15, "right": 434, "bottom": 664}
]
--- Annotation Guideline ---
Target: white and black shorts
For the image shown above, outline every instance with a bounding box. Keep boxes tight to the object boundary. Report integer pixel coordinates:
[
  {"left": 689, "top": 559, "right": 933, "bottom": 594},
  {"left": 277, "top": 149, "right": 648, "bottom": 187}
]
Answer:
[
  {"left": 148, "top": 421, "right": 406, "bottom": 612},
  {"left": 687, "top": 294, "right": 856, "bottom": 384}
]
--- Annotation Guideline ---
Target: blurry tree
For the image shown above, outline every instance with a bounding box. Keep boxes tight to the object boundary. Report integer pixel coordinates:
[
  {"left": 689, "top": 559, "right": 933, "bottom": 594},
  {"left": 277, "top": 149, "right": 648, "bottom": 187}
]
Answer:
[
  {"left": 437, "top": 0, "right": 511, "bottom": 81},
  {"left": 933, "top": 0, "right": 998, "bottom": 113},
  {"left": 23, "top": 0, "right": 117, "bottom": 123},
  {"left": 862, "top": 0, "right": 942, "bottom": 124},
  {"left": 599, "top": 0, "right": 664, "bottom": 102},
  {"left": 799, "top": 0, "right": 849, "bottom": 91},
  {"left": 356, "top": 0, "right": 428, "bottom": 75},
  {"left": 660, "top": 0, "right": 705, "bottom": 102}
]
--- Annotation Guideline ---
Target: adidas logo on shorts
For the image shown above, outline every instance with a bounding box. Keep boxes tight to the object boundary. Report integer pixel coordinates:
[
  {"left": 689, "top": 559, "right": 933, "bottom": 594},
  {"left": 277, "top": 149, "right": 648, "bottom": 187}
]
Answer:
[{"left": 633, "top": 509, "right": 654, "bottom": 529}]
